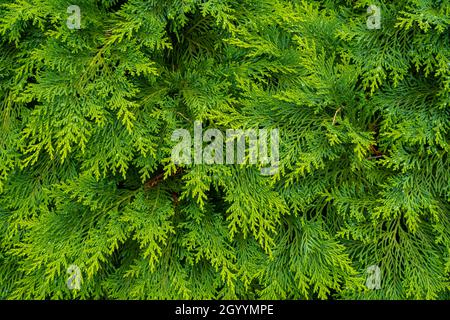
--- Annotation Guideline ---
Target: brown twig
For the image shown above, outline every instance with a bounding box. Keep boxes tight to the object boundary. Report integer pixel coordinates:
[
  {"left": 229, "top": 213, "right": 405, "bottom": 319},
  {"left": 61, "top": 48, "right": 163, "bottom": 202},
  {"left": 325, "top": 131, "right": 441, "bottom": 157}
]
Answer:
[
  {"left": 332, "top": 107, "right": 342, "bottom": 125},
  {"left": 144, "top": 167, "right": 183, "bottom": 190},
  {"left": 367, "top": 144, "right": 384, "bottom": 160},
  {"left": 144, "top": 172, "right": 166, "bottom": 190}
]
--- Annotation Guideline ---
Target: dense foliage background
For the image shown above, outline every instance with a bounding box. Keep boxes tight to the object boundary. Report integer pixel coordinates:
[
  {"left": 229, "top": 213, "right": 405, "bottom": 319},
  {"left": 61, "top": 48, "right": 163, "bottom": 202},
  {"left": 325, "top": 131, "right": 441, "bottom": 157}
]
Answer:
[{"left": 0, "top": 0, "right": 449, "bottom": 299}]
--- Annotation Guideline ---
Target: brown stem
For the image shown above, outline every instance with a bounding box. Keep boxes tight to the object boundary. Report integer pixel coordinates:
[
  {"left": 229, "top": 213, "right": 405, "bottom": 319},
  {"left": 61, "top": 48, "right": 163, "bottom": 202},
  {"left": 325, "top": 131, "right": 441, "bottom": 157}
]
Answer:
[{"left": 144, "top": 167, "right": 183, "bottom": 190}]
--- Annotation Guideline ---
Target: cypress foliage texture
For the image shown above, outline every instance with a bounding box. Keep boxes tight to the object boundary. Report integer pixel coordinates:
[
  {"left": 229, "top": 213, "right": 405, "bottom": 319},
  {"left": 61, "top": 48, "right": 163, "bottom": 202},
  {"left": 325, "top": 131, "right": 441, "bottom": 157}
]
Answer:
[{"left": 0, "top": 0, "right": 449, "bottom": 299}]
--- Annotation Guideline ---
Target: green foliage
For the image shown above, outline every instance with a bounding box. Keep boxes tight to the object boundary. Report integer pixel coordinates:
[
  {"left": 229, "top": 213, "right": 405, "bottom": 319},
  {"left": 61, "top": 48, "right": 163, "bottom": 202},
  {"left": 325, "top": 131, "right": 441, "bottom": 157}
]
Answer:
[{"left": 0, "top": 0, "right": 449, "bottom": 299}]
